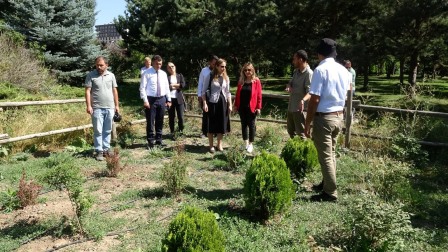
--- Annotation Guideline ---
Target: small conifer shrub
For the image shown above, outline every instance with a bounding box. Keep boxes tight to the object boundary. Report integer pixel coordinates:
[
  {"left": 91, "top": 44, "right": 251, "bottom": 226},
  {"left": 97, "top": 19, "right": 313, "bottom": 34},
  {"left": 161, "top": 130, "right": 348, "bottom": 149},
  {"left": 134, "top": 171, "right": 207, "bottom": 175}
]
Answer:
[
  {"left": 17, "top": 169, "right": 42, "bottom": 208},
  {"left": 161, "top": 206, "right": 225, "bottom": 252},
  {"left": 280, "top": 137, "right": 318, "bottom": 182},
  {"left": 160, "top": 150, "right": 189, "bottom": 196},
  {"left": 244, "top": 151, "right": 294, "bottom": 220}
]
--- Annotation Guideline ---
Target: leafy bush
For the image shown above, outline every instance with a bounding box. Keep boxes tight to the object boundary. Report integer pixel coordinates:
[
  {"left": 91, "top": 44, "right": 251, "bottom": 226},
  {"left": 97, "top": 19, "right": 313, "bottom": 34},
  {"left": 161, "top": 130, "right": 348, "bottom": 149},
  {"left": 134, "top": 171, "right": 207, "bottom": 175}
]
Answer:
[
  {"left": 160, "top": 153, "right": 189, "bottom": 196},
  {"left": 17, "top": 169, "right": 42, "bottom": 208},
  {"left": 105, "top": 148, "right": 123, "bottom": 177},
  {"left": 343, "top": 197, "right": 415, "bottom": 251},
  {"left": 280, "top": 137, "right": 318, "bottom": 182},
  {"left": 0, "top": 188, "right": 20, "bottom": 213},
  {"left": 244, "top": 151, "right": 294, "bottom": 220},
  {"left": 117, "top": 120, "right": 137, "bottom": 148},
  {"left": 390, "top": 133, "right": 428, "bottom": 167},
  {"left": 65, "top": 137, "right": 92, "bottom": 153},
  {"left": 161, "top": 206, "right": 225, "bottom": 252}
]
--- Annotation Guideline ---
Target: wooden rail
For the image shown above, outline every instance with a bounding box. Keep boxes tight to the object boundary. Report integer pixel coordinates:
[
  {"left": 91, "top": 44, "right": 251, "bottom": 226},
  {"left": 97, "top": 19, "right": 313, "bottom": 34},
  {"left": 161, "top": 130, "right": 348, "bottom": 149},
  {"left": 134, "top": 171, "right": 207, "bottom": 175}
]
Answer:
[
  {"left": 1, "top": 95, "right": 447, "bottom": 148},
  {"left": 0, "top": 99, "right": 84, "bottom": 107}
]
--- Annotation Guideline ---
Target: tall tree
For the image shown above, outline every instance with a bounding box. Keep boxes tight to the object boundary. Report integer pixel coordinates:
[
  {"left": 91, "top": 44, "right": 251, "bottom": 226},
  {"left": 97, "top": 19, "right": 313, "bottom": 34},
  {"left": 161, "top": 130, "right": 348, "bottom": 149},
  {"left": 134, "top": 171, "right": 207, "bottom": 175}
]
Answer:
[
  {"left": 381, "top": 0, "right": 448, "bottom": 91},
  {"left": 4, "top": 0, "right": 103, "bottom": 84}
]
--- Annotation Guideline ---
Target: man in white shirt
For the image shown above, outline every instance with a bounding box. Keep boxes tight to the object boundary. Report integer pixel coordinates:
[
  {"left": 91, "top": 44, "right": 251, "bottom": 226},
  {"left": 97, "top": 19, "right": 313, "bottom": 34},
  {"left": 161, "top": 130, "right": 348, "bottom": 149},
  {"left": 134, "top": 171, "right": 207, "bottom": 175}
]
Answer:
[
  {"left": 197, "top": 54, "right": 218, "bottom": 138},
  {"left": 139, "top": 55, "right": 171, "bottom": 148},
  {"left": 140, "top": 56, "right": 152, "bottom": 77},
  {"left": 305, "top": 38, "right": 350, "bottom": 202}
]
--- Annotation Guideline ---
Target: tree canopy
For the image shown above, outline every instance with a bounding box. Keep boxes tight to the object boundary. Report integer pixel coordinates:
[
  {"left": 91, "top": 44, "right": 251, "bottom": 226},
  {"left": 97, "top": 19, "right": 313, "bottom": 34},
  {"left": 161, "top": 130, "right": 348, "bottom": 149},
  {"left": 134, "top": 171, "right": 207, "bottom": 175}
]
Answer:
[
  {"left": 3, "top": 0, "right": 103, "bottom": 84},
  {"left": 115, "top": 0, "right": 448, "bottom": 86}
]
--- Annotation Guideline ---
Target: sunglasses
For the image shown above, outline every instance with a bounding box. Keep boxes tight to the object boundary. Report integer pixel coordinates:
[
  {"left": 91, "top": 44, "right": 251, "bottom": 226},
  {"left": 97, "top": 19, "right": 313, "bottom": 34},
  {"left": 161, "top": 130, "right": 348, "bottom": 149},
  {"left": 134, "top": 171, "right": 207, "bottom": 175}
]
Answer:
[
  {"left": 220, "top": 65, "right": 226, "bottom": 68},
  {"left": 244, "top": 69, "right": 252, "bottom": 72}
]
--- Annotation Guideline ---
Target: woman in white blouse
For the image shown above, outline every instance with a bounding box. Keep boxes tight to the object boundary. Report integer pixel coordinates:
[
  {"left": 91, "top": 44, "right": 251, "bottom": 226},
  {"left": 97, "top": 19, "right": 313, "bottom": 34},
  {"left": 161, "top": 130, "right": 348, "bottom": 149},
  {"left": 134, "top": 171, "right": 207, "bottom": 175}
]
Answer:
[{"left": 202, "top": 58, "right": 232, "bottom": 153}]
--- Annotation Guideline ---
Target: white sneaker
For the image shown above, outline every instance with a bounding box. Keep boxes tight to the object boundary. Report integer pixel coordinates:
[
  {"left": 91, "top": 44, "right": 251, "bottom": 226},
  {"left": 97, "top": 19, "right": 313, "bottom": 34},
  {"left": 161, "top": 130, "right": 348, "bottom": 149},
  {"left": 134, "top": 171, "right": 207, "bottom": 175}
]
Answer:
[{"left": 246, "top": 144, "right": 253, "bottom": 153}]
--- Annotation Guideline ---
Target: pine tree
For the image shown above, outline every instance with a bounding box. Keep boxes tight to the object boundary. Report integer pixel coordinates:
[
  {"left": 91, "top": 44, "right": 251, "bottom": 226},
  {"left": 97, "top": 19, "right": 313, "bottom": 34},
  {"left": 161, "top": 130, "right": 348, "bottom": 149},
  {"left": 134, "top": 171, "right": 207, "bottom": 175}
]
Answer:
[{"left": 4, "top": 0, "right": 103, "bottom": 84}]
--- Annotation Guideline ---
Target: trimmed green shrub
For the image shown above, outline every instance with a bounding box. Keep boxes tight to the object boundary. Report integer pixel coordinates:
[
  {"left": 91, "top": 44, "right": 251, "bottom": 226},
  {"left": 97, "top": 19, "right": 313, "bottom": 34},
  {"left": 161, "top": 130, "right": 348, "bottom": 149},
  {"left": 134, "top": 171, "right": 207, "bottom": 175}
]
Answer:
[
  {"left": 280, "top": 137, "right": 318, "bottom": 182},
  {"left": 161, "top": 206, "right": 225, "bottom": 252},
  {"left": 244, "top": 151, "right": 294, "bottom": 219}
]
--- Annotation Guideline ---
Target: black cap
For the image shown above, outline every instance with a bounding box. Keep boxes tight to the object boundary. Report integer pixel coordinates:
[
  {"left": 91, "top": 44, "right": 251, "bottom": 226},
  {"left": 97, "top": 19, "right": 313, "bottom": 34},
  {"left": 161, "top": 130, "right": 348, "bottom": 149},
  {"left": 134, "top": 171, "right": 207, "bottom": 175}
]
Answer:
[{"left": 317, "top": 38, "right": 337, "bottom": 58}]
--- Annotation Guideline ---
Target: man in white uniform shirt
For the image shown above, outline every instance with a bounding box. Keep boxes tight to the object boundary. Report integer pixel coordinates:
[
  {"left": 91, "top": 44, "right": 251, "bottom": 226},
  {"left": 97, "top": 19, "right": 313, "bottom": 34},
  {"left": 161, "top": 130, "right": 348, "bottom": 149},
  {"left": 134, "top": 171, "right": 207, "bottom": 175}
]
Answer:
[
  {"left": 197, "top": 54, "right": 218, "bottom": 138},
  {"left": 139, "top": 55, "right": 171, "bottom": 148},
  {"left": 305, "top": 38, "right": 350, "bottom": 202}
]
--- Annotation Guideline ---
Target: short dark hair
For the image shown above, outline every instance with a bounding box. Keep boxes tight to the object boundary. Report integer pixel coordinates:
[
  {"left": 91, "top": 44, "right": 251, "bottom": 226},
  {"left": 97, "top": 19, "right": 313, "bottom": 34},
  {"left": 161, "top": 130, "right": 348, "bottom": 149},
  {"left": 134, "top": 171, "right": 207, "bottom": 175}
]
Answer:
[
  {"left": 95, "top": 56, "right": 108, "bottom": 65},
  {"left": 208, "top": 54, "right": 219, "bottom": 62},
  {"left": 152, "top": 55, "right": 163, "bottom": 62},
  {"left": 294, "top": 50, "right": 308, "bottom": 61}
]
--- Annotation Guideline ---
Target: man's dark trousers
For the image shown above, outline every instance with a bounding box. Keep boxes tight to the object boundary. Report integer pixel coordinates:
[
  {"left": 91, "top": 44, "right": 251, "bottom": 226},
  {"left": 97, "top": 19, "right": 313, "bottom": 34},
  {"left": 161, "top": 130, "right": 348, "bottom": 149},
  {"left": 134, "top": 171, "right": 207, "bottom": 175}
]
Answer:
[{"left": 145, "top": 96, "right": 166, "bottom": 143}]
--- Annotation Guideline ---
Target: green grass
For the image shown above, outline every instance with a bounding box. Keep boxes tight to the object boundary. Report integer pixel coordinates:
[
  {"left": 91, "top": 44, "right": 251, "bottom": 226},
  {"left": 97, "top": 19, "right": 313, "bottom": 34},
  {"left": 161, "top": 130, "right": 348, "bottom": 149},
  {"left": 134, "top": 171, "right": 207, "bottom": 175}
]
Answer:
[{"left": 1, "top": 76, "right": 448, "bottom": 250}]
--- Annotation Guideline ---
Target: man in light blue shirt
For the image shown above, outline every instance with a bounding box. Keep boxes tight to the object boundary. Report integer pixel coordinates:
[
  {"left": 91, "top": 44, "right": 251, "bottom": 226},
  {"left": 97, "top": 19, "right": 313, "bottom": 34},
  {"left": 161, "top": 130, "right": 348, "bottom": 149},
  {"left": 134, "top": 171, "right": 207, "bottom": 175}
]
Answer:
[
  {"left": 305, "top": 38, "right": 350, "bottom": 202},
  {"left": 139, "top": 55, "right": 171, "bottom": 148}
]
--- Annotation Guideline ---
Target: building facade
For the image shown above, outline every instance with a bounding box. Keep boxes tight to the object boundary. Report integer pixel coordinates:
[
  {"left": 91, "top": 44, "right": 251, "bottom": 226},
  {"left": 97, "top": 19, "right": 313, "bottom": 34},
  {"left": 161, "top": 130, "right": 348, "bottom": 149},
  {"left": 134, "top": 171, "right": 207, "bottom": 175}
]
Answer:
[{"left": 95, "top": 24, "right": 122, "bottom": 44}]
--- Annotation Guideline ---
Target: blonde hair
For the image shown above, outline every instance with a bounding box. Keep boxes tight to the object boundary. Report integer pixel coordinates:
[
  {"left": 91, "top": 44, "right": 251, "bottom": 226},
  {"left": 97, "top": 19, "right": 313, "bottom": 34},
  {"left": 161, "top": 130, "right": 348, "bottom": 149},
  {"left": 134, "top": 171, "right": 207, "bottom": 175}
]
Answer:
[
  {"left": 212, "top": 58, "right": 229, "bottom": 83},
  {"left": 239, "top": 62, "right": 257, "bottom": 83}
]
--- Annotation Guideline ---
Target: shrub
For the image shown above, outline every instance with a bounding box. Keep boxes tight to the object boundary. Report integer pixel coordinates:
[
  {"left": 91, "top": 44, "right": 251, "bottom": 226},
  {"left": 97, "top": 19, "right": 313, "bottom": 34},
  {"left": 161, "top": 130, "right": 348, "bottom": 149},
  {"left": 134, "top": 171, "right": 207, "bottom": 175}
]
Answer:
[
  {"left": 105, "top": 148, "right": 123, "bottom": 177},
  {"left": 160, "top": 153, "right": 189, "bottom": 196},
  {"left": 256, "top": 124, "right": 283, "bottom": 153},
  {"left": 0, "top": 33, "right": 56, "bottom": 94},
  {"left": 40, "top": 152, "right": 93, "bottom": 234},
  {"left": 0, "top": 188, "right": 20, "bottom": 213},
  {"left": 225, "top": 135, "right": 248, "bottom": 172},
  {"left": 161, "top": 206, "right": 225, "bottom": 252},
  {"left": 17, "top": 169, "right": 42, "bottom": 208},
  {"left": 390, "top": 133, "right": 428, "bottom": 167},
  {"left": 280, "top": 137, "right": 318, "bottom": 182},
  {"left": 244, "top": 151, "right": 294, "bottom": 220},
  {"left": 343, "top": 197, "right": 415, "bottom": 251}
]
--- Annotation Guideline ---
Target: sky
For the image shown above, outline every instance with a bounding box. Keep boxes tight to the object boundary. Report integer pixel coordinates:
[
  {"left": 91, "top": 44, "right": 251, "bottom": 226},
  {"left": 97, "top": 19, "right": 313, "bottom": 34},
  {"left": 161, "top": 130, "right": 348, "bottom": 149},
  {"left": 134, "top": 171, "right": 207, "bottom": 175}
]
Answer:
[{"left": 95, "top": 0, "right": 127, "bottom": 26}]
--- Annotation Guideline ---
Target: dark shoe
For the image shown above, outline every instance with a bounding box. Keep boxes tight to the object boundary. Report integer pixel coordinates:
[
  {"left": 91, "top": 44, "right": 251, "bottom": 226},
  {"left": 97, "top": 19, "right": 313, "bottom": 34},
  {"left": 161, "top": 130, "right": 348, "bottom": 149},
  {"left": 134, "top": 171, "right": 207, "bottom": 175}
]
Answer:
[
  {"left": 147, "top": 142, "right": 155, "bottom": 150},
  {"left": 155, "top": 141, "right": 167, "bottom": 147},
  {"left": 310, "top": 192, "right": 337, "bottom": 202},
  {"left": 312, "top": 181, "right": 324, "bottom": 192},
  {"left": 95, "top": 151, "right": 104, "bottom": 161}
]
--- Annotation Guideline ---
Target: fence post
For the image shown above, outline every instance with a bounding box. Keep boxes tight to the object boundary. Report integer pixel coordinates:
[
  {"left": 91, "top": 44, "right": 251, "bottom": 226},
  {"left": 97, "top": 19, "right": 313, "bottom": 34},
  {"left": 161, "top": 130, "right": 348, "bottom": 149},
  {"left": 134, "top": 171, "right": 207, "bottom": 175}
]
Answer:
[
  {"left": 112, "top": 122, "right": 117, "bottom": 144},
  {"left": 344, "top": 90, "right": 353, "bottom": 148}
]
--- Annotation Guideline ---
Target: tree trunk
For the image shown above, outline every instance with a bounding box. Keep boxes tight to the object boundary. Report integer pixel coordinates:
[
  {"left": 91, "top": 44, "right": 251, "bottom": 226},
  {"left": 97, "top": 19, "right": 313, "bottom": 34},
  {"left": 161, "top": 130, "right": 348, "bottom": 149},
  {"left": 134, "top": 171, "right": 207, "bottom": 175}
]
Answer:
[
  {"left": 399, "top": 57, "right": 405, "bottom": 85},
  {"left": 363, "top": 64, "right": 369, "bottom": 90},
  {"left": 408, "top": 51, "right": 418, "bottom": 98}
]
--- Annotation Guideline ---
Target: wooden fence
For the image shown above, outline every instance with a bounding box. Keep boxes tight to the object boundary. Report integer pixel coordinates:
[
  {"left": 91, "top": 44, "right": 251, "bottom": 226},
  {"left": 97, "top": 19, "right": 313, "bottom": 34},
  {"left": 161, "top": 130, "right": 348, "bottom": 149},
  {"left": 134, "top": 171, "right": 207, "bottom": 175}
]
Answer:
[{"left": 1, "top": 93, "right": 448, "bottom": 147}]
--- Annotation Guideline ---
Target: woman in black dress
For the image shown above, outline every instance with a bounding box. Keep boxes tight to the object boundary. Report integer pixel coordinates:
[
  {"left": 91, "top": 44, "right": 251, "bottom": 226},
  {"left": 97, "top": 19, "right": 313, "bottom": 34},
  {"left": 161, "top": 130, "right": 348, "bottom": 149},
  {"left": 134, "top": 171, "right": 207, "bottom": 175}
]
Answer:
[{"left": 201, "top": 58, "right": 232, "bottom": 153}]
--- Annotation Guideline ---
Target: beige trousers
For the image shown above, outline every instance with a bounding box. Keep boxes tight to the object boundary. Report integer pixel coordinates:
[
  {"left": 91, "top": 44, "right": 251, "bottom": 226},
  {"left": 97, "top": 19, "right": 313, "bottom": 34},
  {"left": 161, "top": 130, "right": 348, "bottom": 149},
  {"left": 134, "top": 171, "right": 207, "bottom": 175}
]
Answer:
[{"left": 312, "top": 114, "right": 343, "bottom": 198}]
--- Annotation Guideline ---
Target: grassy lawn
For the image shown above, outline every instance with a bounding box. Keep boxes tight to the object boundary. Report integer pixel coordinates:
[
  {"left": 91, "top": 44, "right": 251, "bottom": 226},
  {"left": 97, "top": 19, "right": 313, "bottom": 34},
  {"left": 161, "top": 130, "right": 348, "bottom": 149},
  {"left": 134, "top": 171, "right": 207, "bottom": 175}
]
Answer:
[
  {"left": 0, "top": 118, "right": 448, "bottom": 251},
  {"left": 1, "top": 76, "right": 448, "bottom": 251}
]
